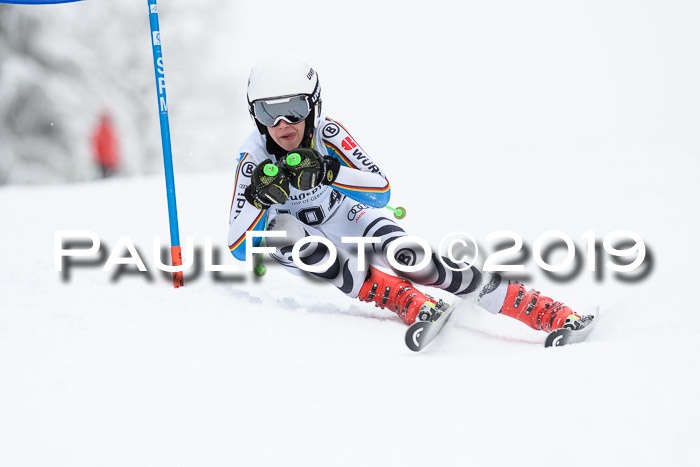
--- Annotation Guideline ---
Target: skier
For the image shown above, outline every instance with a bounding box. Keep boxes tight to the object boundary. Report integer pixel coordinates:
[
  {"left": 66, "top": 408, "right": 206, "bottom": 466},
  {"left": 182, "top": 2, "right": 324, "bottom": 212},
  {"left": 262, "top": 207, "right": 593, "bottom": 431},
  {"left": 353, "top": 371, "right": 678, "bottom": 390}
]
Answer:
[{"left": 228, "top": 53, "right": 592, "bottom": 334}]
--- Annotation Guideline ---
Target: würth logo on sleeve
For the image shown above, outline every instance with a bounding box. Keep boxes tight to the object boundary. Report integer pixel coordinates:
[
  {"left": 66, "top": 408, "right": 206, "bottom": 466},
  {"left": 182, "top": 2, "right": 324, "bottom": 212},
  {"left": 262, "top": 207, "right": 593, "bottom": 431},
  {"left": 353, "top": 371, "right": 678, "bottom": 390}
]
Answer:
[{"left": 341, "top": 137, "right": 357, "bottom": 151}]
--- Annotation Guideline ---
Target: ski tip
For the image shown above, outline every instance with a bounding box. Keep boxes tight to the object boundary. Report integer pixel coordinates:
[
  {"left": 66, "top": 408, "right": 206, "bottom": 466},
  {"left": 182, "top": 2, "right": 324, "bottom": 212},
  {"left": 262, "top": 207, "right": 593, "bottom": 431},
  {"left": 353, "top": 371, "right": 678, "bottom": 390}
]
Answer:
[
  {"left": 544, "top": 328, "right": 571, "bottom": 347},
  {"left": 405, "top": 321, "right": 429, "bottom": 352},
  {"left": 544, "top": 308, "right": 600, "bottom": 348}
]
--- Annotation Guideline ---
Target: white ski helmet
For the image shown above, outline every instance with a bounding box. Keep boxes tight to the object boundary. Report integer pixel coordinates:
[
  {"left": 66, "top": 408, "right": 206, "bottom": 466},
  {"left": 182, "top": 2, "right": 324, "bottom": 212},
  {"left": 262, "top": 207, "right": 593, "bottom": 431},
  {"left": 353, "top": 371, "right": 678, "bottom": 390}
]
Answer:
[{"left": 247, "top": 54, "right": 322, "bottom": 134}]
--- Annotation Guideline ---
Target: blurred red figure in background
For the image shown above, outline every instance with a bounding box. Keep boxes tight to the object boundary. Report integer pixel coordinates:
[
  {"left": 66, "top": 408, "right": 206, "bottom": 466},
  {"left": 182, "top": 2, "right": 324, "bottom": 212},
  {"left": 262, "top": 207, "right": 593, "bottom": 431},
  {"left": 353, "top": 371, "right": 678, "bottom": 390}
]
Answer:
[{"left": 91, "top": 112, "right": 120, "bottom": 178}]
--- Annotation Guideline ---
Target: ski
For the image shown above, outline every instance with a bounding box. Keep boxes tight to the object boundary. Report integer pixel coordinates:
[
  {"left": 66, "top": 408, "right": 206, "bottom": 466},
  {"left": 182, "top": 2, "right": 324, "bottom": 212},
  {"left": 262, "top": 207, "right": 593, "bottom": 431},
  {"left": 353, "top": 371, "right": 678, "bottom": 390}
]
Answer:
[
  {"left": 405, "top": 299, "right": 459, "bottom": 352},
  {"left": 544, "top": 306, "right": 600, "bottom": 348}
]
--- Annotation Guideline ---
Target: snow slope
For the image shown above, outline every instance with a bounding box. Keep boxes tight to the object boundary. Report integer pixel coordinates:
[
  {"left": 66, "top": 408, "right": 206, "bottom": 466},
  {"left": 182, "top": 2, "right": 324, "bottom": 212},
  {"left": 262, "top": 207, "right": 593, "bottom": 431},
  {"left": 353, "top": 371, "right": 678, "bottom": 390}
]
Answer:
[
  {"left": 2, "top": 1, "right": 700, "bottom": 466},
  {"left": 1, "top": 159, "right": 698, "bottom": 467}
]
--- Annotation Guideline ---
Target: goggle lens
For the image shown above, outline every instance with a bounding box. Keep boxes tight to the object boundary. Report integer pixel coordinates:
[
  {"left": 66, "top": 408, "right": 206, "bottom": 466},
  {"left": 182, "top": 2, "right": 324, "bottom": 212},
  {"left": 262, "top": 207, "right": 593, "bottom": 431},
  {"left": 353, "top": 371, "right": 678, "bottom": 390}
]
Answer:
[{"left": 253, "top": 95, "right": 311, "bottom": 127}]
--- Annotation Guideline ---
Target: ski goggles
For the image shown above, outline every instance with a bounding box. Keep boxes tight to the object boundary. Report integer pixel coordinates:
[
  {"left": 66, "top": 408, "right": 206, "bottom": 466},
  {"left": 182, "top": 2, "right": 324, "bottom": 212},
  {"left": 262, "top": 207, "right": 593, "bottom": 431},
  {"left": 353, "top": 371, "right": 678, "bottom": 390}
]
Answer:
[{"left": 252, "top": 95, "right": 311, "bottom": 127}]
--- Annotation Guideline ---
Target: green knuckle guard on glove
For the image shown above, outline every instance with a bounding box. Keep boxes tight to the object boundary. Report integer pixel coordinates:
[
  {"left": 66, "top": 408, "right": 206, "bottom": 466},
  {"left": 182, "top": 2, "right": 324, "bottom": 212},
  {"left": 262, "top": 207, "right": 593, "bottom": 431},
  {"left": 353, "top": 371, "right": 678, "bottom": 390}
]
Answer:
[
  {"left": 244, "top": 159, "right": 290, "bottom": 209},
  {"left": 244, "top": 149, "right": 341, "bottom": 209},
  {"left": 282, "top": 148, "right": 340, "bottom": 191}
]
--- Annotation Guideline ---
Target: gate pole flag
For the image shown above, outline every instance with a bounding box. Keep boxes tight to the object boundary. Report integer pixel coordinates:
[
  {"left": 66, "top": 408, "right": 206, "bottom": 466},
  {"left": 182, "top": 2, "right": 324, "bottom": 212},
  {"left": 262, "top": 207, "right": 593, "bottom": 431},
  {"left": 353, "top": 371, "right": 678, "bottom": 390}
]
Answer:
[
  {"left": 0, "top": 1, "right": 84, "bottom": 4},
  {"left": 147, "top": 0, "right": 184, "bottom": 288}
]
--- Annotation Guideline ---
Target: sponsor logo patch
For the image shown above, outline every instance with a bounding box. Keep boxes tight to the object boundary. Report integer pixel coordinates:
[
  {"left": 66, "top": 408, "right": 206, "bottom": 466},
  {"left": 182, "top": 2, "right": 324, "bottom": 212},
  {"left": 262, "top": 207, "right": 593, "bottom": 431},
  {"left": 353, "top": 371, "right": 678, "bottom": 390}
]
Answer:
[
  {"left": 341, "top": 137, "right": 357, "bottom": 151},
  {"left": 395, "top": 248, "right": 417, "bottom": 266},
  {"left": 241, "top": 162, "right": 255, "bottom": 177},
  {"left": 322, "top": 123, "right": 340, "bottom": 139},
  {"left": 347, "top": 203, "right": 369, "bottom": 221}
]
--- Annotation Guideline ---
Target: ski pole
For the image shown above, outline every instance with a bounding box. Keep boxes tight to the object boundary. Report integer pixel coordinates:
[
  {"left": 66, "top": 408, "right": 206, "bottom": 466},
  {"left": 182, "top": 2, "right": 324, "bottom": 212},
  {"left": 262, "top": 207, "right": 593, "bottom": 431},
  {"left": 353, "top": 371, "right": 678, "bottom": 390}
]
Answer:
[
  {"left": 147, "top": 0, "right": 183, "bottom": 288},
  {"left": 386, "top": 205, "right": 407, "bottom": 219},
  {"left": 254, "top": 238, "right": 267, "bottom": 277},
  {"left": 252, "top": 163, "right": 284, "bottom": 277},
  {"left": 252, "top": 175, "right": 276, "bottom": 278}
]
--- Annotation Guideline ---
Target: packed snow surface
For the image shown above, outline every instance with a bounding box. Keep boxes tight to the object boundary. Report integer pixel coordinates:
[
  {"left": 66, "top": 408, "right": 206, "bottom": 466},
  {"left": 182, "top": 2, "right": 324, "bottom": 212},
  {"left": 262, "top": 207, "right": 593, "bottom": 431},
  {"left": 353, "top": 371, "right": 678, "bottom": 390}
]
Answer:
[{"left": 1, "top": 162, "right": 698, "bottom": 466}]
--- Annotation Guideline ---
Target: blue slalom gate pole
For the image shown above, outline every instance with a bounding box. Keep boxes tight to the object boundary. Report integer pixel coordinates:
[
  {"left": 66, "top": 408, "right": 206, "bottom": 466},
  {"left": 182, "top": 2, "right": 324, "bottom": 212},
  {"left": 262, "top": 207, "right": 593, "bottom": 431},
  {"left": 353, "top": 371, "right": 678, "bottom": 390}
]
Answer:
[{"left": 147, "top": 0, "right": 183, "bottom": 288}]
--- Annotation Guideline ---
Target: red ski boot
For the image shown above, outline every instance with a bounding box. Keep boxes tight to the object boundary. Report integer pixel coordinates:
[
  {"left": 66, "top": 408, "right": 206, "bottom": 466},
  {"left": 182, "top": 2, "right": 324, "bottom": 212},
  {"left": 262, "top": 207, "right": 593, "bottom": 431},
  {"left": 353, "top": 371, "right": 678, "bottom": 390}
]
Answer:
[
  {"left": 499, "top": 282, "right": 585, "bottom": 333},
  {"left": 358, "top": 266, "right": 437, "bottom": 324}
]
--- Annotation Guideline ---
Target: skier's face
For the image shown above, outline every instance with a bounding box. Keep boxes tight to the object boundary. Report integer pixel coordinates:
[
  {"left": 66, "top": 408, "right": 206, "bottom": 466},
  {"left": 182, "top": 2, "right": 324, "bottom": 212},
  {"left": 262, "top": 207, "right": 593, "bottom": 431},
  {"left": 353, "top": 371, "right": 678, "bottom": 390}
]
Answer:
[{"left": 268, "top": 119, "right": 305, "bottom": 151}]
